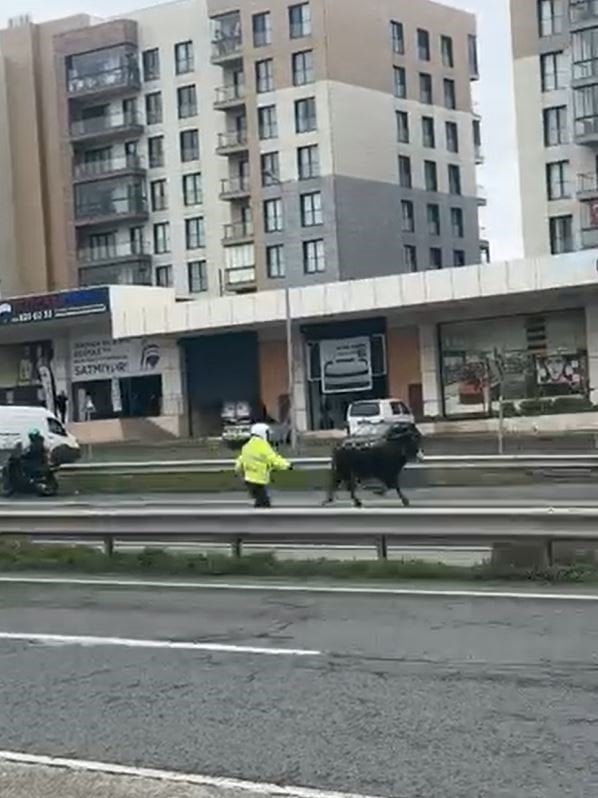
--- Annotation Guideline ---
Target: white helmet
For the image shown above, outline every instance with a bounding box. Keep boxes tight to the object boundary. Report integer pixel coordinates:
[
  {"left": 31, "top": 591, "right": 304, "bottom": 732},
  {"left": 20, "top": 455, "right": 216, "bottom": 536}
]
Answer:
[{"left": 250, "top": 423, "right": 270, "bottom": 441}]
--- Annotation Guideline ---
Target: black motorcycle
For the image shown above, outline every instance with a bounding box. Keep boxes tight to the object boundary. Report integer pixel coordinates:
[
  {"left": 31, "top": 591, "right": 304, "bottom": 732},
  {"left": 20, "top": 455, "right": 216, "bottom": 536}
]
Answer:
[{"left": 1, "top": 452, "right": 59, "bottom": 498}]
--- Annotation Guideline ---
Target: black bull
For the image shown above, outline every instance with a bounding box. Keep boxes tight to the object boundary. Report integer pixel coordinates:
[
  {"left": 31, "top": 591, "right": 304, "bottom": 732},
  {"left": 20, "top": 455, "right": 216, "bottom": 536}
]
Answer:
[{"left": 324, "top": 423, "right": 423, "bottom": 508}]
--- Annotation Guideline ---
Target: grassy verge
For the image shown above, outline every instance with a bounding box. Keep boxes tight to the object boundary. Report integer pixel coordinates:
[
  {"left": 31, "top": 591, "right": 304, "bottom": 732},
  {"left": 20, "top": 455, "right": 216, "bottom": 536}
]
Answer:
[{"left": 1, "top": 540, "right": 598, "bottom": 584}]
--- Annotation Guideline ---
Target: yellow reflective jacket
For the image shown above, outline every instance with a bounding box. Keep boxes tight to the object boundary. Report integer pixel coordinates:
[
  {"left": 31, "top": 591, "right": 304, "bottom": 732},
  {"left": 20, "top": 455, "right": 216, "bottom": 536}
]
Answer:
[{"left": 235, "top": 436, "right": 291, "bottom": 485}]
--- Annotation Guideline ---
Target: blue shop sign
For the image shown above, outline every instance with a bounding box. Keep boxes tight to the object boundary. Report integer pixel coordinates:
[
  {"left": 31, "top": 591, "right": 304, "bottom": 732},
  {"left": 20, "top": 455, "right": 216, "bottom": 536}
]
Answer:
[{"left": 0, "top": 287, "right": 110, "bottom": 325}]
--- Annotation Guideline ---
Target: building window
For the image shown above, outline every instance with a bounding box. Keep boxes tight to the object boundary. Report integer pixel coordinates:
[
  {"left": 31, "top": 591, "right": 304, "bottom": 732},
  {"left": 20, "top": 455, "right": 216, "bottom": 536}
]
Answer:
[
  {"left": 150, "top": 179, "right": 168, "bottom": 211},
  {"left": 267, "top": 244, "right": 285, "bottom": 278},
  {"left": 394, "top": 66, "right": 406, "bottom": 98},
  {"left": 396, "top": 110, "right": 410, "bottom": 143},
  {"left": 256, "top": 58, "right": 274, "bottom": 93},
  {"left": 473, "top": 118, "right": 482, "bottom": 158},
  {"left": 427, "top": 203, "right": 440, "bottom": 235},
  {"left": 262, "top": 151, "right": 280, "bottom": 185},
  {"left": 417, "top": 28, "right": 431, "bottom": 60},
  {"left": 180, "top": 129, "right": 199, "bottom": 162},
  {"left": 301, "top": 191, "right": 323, "bottom": 226},
  {"left": 541, "top": 51, "right": 565, "bottom": 91},
  {"left": 543, "top": 105, "right": 568, "bottom": 145},
  {"left": 253, "top": 12, "right": 272, "bottom": 46},
  {"left": 444, "top": 78, "right": 456, "bottom": 109},
  {"left": 391, "top": 20, "right": 405, "bottom": 54},
  {"left": 185, "top": 216, "right": 205, "bottom": 249},
  {"left": 451, "top": 207, "right": 464, "bottom": 237},
  {"left": 303, "top": 239, "right": 325, "bottom": 273},
  {"left": 448, "top": 164, "right": 462, "bottom": 195},
  {"left": 145, "top": 92, "right": 163, "bottom": 125},
  {"left": 143, "top": 48, "right": 160, "bottom": 81},
  {"left": 546, "top": 160, "right": 570, "bottom": 199},
  {"left": 422, "top": 116, "right": 435, "bottom": 147},
  {"left": 153, "top": 222, "right": 170, "bottom": 254},
  {"left": 404, "top": 244, "right": 417, "bottom": 272},
  {"left": 292, "top": 50, "right": 314, "bottom": 86},
  {"left": 441, "top": 35, "right": 454, "bottom": 68},
  {"left": 549, "top": 214, "right": 573, "bottom": 253},
  {"left": 177, "top": 85, "right": 197, "bottom": 118},
  {"left": 538, "top": 0, "right": 562, "bottom": 37},
  {"left": 188, "top": 260, "right": 207, "bottom": 293},
  {"left": 259, "top": 105, "right": 278, "bottom": 139},
  {"left": 295, "top": 97, "right": 317, "bottom": 132},
  {"left": 468, "top": 34, "right": 479, "bottom": 76},
  {"left": 398, "top": 155, "right": 412, "bottom": 187},
  {"left": 290, "top": 3, "right": 311, "bottom": 38},
  {"left": 298, "top": 144, "right": 320, "bottom": 179},
  {"left": 148, "top": 135, "right": 164, "bottom": 168},
  {"left": 446, "top": 120, "right": 459, "bottom": 153},
  {"left": 129, "top": 226, "right": 144, "bottom": 255},
  {"left": 183, "top": 172, "right": 203, "bottom": 206},
  {"left": 401, "top": 200, "right": 415, "bottom": 233},
  {"left": 430, "top": 247, "right": 442, "bottom": 269},
  {"left": 419, "top": 72, "right": 433, "bottom": 104},
  {"left": 424, "top": 160, "right": 438, "bottom": 192},
  {"left": 175, "top": 40, "right": 194, "bottom": 75},
  {"left": 453, "top": 249, "right": 466, "bottom": 267},
  {"left": 156, "top": 264, "right": 172, "bottom": 287},
  {"left": 264, "top": 198, "right": 283, "bottom": 232}
]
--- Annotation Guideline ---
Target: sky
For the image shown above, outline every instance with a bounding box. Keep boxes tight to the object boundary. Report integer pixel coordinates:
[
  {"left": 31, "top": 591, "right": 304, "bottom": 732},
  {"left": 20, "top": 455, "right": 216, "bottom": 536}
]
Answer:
[{"left": 0, "top": 0, "right": 523, "bottom": 261}]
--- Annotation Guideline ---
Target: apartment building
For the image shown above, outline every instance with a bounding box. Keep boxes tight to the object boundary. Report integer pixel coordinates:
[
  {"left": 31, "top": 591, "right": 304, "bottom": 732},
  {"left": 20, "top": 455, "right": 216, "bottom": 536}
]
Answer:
[
  {"left": 0, "top": 0, "right": 483, "bottom": 299},
  {"left": 511, "top": 0, "right": 598, "bottom": 257}
]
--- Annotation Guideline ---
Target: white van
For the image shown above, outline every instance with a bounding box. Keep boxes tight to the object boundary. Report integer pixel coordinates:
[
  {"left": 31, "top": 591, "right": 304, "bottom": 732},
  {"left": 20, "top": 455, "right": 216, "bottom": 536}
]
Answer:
[
  {"left": 346, "top": 399, "right": 414, "bottom": 436},
  {"left": 0, "top": 406, "right": 81, "bottom": 465}
]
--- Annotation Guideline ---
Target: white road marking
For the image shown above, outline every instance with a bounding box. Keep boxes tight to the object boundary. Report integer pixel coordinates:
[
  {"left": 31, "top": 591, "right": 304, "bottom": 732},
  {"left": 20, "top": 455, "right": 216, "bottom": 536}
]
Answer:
[
  {"left": 0, "top": 631, "right": 320, "bottom": 657},
  {"left": 0, "top": 574, "right": 596, "bottom": 602},
  {"left": 0, "top": 751, "right": 382, "bottom": 798}
]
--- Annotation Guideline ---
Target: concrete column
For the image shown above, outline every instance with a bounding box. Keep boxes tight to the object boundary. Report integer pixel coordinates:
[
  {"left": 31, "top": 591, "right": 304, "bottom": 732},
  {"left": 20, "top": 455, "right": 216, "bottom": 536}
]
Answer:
[
  {"left": 419, "top": 323, "right": 442, "bottom": 419},
  {"left": 292, "top": 329, "right": 308, "bottom": 432},
  {"left": 586, "top": 303, "right": 598, "bottom": 405},
  {"left": 160, "top": 339, "right": 184, "bottom": 418}
]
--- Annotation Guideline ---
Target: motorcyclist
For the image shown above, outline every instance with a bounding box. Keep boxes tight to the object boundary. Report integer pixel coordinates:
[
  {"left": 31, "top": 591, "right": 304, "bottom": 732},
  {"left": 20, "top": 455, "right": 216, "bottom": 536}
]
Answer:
[
  {"left": 235, "top": 423, "right": 291, "bottom": 508},
  {"left": 21, "top": 428, "right": 49, "bottom": 482}
]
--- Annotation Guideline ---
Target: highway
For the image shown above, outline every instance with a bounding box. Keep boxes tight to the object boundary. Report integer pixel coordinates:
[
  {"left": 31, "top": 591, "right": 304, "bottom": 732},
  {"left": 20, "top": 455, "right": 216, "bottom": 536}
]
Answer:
[{"left": 0, "top": 578, "right": 598, "bottom": 797}]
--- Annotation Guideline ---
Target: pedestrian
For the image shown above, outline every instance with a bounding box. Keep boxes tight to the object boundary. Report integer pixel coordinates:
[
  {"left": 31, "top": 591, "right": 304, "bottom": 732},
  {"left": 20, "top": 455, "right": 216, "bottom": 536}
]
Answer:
[
  {"left": 235, "top": 423, "right": 291, "bottom": 508},
  {"left": 56, "top": 390, "right": 68, "bottom": 424}
]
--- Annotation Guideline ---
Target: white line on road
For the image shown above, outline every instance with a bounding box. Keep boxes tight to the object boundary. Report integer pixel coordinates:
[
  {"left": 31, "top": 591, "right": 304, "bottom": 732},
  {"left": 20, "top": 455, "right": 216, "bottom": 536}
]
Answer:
[
  {"left": 0, "top": 751, "right": 383, "bottom": 798},
  {"left": 0, "top": 631, "right": 320, "bottom": 657},
  {"left": 0, "top": 574, "right": 597, "bottom": 602}
]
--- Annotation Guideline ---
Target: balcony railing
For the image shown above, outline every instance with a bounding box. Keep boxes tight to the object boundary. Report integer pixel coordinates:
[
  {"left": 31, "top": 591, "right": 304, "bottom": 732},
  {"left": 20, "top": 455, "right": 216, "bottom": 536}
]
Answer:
[
  {"left": 79, "top": 261, "right": 153, "bottom": 287},
  {"left": 575, "top": 114, "right": 598, "bottom": 141},
  {"left": 220, "top": 176, "right": 250, "bottom": 197},
  {"left": 73, "top": 155, "right": 144, "bottom": 181},
  {"left": 75, "top": 195, "right": 148, "bottom": 223},
  {"left": 78, "top": 239, "right": 151, "bottom": 265},
  {"left": 70, "top": 110, "right": 143, "bottom": 139},
  {"left": 217, "top": 130, "right": 249, "bottom": 151},
  {"left": 578, "top": 172, "right": 598, "bottom": 194},
  {"left": 474, "top": 144, "right": 484, "bottom": 164},
  {"left": 477, "top": 184, "right": 487, "bottom": 205},
  {"left": 214, "top": 82, "right": 246, "bottom": 107},
  {"left": 211, "top": 34, "right": 242, "bottom": 62},
  {"left": 223, "top": 220, "right": 254, "bottom": 242},
  {"left": 226, "top": 265, "right": 256, "bottom": 287},
  {"left": 572, "top": 57, "right": 598, "bottom": 82},
  {"left": 570, "top": 0, "right": 598, "bottom": 26},
  {"left": 67, "top": 64, "right": 141, "bottom": 97}
]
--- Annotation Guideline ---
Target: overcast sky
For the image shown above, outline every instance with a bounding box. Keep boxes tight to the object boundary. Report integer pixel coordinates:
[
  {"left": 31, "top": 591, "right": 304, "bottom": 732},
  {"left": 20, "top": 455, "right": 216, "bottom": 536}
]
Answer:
[{"left": 0, "top": 0, "right": 522, "bottom": 261}]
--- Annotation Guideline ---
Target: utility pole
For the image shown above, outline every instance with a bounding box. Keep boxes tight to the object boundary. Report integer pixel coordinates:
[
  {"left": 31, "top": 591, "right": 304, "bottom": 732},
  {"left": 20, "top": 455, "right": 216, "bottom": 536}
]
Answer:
[{"left": 285, "top": 287, "right": 298, "bottom": 452}]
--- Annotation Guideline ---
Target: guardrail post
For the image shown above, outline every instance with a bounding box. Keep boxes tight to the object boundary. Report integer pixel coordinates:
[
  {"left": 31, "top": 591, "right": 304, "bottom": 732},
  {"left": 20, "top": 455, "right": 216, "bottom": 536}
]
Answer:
[
  {"left": 232, "top": 537, "right": 243, "bottom": 558},
  {"left": 377, "top": 535, "right": 388, "bottom": 560},
  {"left": 103, "top": 535, "right": 114, "bottom": 557}
]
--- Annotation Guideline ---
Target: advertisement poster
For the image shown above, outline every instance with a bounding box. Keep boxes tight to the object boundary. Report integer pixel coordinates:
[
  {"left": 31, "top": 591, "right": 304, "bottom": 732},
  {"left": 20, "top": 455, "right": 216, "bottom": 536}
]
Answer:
[
  {"left": 536, "top": 354, "right": 582, "bottom": 391},
  {"left": 320, "top": 337, "right": 372, "bottom": 394},
  {"left": 71, "top": 337, "right": 161, "bottom": 381}
]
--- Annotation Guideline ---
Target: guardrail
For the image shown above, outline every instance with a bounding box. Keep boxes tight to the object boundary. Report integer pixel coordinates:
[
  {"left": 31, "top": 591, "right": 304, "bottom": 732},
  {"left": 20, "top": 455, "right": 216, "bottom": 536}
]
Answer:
[
  {"left": 62, "top": 454, "right": 598, "bottom": 476},
  {"left": 1, "top": 506, "right": 597, "bottom": 562}
]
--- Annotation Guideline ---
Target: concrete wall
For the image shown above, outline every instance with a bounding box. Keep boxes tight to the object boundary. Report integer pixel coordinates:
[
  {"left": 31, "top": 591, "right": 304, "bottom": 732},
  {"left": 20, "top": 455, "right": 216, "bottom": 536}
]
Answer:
[{"left": 387, "top": 326, "right": 421, "bottom": 402}]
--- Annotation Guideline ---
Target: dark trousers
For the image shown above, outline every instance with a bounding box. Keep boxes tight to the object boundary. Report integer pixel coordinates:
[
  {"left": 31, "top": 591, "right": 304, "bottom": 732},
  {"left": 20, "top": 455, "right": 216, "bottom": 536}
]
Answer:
[{"left": 246, "top": 482, "right": 271, "bottom": 508}]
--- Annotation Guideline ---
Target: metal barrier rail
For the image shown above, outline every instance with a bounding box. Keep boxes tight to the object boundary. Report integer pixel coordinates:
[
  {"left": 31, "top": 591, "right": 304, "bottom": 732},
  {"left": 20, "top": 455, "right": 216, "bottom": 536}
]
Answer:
[
  {"left": 1, "top": 506, "right": 597, "bottom": 561},
  {"left": 63, "top": 454, "right": 598, "bottom": 476}
]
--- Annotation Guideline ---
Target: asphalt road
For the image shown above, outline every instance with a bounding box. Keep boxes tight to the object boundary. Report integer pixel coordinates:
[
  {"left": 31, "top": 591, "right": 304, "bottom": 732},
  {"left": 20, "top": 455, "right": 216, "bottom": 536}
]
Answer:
[{"left": 0, "top": 580, "right": 598, "bottom": 797}]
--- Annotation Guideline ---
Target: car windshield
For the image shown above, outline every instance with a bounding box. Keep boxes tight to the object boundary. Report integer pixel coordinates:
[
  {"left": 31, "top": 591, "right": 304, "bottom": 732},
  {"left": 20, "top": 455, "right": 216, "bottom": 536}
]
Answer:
[{"left": 349, "top": 402, "right": 380, "bottom": 417}]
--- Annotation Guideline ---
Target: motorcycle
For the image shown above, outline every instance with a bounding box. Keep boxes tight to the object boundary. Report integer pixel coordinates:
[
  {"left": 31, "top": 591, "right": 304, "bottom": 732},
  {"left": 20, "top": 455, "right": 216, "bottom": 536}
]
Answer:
[{"left": 1, "top": 452, "right": 59, "bottom": 498}]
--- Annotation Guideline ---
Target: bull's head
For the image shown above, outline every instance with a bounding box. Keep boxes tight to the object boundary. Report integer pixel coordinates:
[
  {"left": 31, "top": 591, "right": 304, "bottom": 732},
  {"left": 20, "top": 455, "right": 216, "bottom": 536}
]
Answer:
[{"left": 385, "top": 423, "right": 422, "bottom": 460}]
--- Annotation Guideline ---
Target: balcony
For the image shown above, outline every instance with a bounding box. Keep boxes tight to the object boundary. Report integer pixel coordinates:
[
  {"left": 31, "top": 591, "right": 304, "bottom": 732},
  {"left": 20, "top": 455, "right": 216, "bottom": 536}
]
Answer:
[
  {"left": 216, "top": 129, "right": 249, "bottom": 155},
  {"left": 74, "top": 195, "right": 148, "bottom": 227},
  {"left": 79, "top": 260, "right": 153, "bottom": 287},
  {"left": 225, "top": 265, "right": 257, "bottom": 292},
  {"left": 570, "top": 0, "right": 598, "bottom": 29},
  {"left": 474, "top": 144, "right": 484, "bottom": 165},
  {"left": 223, "top": 220, "right": 254, "bottom": 245},
  {"left": 70, "top": 110, "right": 144, "bottom": 143},
  {"left": 211, "top": 35, "right": 243, "bottom": 64},
  {"left": 572, "top": 57, "right": 598, "bottom": 87},
  {"left": 67, "top": 64, "right": 141, "bottom": 100},
  {"left": 476, "top": 184, "right": 487, "bottom": 206},
  {"left": 214, "top": 82, "right": 246, "bottom": 110},
  {"left": 577, "top": 172, "right": 598, "bottom": 199},
  {"left": 73, "top": 155, "right": 145, "bottom": 183},
  {"left": 582, "top": 225, "right": 598, "bottom": 248},
  {"left": 575, "top": 114, "right": 598, "bottom": 144},
  {"left": 220, "top": 176, "right": 251, "bottom": 200},
  {"left": 78, "top": 239, "right": 151, "bottom": 267}
]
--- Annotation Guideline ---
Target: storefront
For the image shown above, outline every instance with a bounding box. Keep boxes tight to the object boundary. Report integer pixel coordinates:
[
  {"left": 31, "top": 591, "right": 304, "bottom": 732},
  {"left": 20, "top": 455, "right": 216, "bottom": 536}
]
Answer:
[{"left": 439, "top": 309, "right": 588, "bottom": 417}]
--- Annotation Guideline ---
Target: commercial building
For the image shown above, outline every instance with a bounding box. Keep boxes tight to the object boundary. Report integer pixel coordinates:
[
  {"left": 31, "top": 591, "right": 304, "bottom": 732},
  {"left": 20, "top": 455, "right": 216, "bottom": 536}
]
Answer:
[
  {"left": 0, "top": 0, "right": 484, "bottom": 301},
  {"left": 511, "top": 0, "right": 598, "bottom": 257}
]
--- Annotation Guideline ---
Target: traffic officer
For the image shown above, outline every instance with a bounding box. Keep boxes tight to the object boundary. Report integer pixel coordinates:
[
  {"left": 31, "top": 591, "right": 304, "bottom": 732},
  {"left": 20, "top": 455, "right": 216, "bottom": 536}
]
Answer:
[{"left": 235, "top": 423, "right": 291, "bottom": 508}]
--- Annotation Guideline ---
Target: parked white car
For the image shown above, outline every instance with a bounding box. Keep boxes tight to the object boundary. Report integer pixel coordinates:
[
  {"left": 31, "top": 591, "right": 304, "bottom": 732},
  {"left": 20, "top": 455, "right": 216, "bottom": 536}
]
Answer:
[
  {"left": 0, "top": 405, "right": 80, "bottom": 465},
  {"left": 346, "top": 399, "right": 414, "bottom": 436}
]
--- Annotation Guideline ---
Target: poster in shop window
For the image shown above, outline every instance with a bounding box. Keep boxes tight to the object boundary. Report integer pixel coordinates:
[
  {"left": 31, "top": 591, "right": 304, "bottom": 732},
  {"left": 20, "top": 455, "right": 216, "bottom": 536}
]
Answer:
[
  {"left": 320, "top": 337, "right": 372, "bottom": 394},
  {"left": 70, "top": 337, "right": 161, "bottom": 381}
]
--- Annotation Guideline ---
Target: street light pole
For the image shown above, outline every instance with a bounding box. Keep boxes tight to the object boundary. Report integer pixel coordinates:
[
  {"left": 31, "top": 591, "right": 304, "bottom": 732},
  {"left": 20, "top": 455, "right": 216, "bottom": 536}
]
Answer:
[{"left": 285, "top": 287, "right": 298, "bottom": 452}]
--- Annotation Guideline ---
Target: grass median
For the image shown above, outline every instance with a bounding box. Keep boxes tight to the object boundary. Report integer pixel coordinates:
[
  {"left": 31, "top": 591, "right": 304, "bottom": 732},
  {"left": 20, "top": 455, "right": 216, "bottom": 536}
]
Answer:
[{"left": 1, "top": 539, "right": 598, "bottom": 584}]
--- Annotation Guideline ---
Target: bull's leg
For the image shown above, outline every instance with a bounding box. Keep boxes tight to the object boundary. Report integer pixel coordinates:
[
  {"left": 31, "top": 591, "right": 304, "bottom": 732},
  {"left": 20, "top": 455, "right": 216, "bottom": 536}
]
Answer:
[
  {"left": 323, "top": 469, "right": 341, "bottom": 505},
  {"left": 348, "top": 474, "right": 362, "bottom": 508},
  {"left": 395, "top": 473, "right": 410, "bottom": 507}
]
